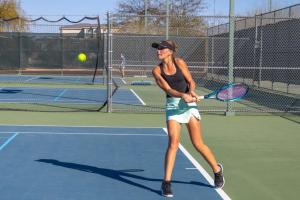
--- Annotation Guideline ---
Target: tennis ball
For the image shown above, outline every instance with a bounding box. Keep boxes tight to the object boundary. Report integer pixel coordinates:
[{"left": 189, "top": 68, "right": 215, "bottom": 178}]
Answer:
[{"left": 77, "top": 53, "right": 87, "bottom": 62}]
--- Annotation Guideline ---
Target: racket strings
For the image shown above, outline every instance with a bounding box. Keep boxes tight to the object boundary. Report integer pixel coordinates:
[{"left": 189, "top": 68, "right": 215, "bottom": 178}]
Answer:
[{"left": 217, "top": 85, "right": 248, "bottom": 101}]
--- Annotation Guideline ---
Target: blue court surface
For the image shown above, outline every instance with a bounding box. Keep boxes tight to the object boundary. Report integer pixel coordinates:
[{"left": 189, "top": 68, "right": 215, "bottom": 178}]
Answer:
[
  {"left": 0, "top": 125, "right": 230, "bottom": 200},
  {"left": 0, "top": 74, "right": 102, "bottom": 84},
  {"left": 0, "top": 75, "right": 125, "bottom": 85},
  {"left": 0, "top": 87, "right": 143, "bottom": 105}
]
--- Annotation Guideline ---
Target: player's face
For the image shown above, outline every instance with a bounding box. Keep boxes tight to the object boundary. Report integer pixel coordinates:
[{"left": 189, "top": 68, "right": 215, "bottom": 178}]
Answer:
[{"left": 157, "top": 47, "right": 173, "bottom": 60}]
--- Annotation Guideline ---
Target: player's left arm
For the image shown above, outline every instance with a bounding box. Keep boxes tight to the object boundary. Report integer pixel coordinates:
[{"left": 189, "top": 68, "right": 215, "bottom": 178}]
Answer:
[{"left": 175, "top": 58, "right": 198, "bottom": 98}]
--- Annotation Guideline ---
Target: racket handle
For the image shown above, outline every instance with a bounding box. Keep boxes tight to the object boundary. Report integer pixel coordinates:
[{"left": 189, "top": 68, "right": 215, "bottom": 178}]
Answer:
[{"left": 198, "top": 96, "right": 205, "bottom": 100}]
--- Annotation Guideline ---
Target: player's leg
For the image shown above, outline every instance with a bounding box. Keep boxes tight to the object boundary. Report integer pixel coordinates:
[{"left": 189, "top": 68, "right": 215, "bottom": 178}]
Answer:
[
  {"left": 162, "top": 120, "right": 181, "bottom": 197},
  {"left": 121, "top": 67, "right": 125, "bottom": 78},
  {"left": 186, "top": 116, "right": 225, "bottom": 188},
  {"left": 119, "top": 67, "right": 122, "bottom": 77},
  {"left": 164, "top": 120, "right": 181, "bottom": 181}
]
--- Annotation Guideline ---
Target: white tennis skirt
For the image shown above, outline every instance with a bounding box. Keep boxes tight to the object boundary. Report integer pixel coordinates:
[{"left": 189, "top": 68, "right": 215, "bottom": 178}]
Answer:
[{"left": 165, "top": 97, "right": 201, "bottom": 124}]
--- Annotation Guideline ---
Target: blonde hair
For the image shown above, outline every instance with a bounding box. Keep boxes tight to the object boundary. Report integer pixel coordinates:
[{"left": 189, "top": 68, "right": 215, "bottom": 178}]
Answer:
[{"left": 165, "top": 40, "right": 178, "bottom": 52}]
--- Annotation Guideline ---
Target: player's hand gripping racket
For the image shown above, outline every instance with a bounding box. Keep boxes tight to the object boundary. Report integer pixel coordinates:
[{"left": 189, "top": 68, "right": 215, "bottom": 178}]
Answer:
[{"left": 198, "top": 82, "right": 249, "bottom": 102}]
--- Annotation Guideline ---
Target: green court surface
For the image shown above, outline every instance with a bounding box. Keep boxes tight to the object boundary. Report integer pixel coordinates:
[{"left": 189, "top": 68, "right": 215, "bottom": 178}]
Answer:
[{"left": 0, "top": 111, "right": 299, "bottom": 200}]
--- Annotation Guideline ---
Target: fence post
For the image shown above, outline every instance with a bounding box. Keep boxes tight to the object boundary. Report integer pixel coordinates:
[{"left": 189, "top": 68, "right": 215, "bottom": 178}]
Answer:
[
  {"left": 107, "top": 12, "right": 113, "bottom": 113},
  {"left": 258, "top": 15, "right": 263, "bottom": 88},
  {"left": 18, "top": 18, "right": 22, "bottom": 75},
  {"left": 226, "top": 0, "right": 235, "bottom": 116},
  {"left": 166, "top": 0, "right": 169, "bottom": 39}
]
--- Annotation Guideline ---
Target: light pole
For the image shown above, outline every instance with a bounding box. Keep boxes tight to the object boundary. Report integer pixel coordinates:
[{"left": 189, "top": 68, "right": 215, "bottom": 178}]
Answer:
[
  {"left": 268, "top": 0, "right": 272, "bottom": 12},
  {"left": 166, "top": 0, "right": 169, "bottom": 39},
  {"left": 145, "top": 0, "right": 148, "bottom": 33}
]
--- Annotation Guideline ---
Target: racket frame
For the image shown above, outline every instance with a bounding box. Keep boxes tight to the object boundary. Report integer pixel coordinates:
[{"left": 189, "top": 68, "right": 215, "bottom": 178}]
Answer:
[{"left": 201, "top": 82, "right": 249, "bottom": 102}]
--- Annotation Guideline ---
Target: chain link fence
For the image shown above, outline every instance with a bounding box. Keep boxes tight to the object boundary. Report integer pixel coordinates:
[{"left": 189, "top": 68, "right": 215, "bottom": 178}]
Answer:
[
  {"left": 0, "top": 5, "right": 299, "bottom": 114},
  {"left": 0, "top": 16, "right": 106, "bottom": 112},
  {"left": 105, "top": 4, "right": 300, "bottom": 114},
  {"left": 0, "top": 16, "right": 104, "bottom": 79}
]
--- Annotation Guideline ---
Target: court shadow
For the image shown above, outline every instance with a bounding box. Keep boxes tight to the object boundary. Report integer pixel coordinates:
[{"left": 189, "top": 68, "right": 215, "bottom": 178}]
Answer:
[
  {"left": 0, "top": 89, "right": 22, "bottom": 93},
  {"left": 36, "top": 159, "right": 213, "bottom": 196},
  {"left": 38, "top": 77, "right": 53, "bottom": 79}
]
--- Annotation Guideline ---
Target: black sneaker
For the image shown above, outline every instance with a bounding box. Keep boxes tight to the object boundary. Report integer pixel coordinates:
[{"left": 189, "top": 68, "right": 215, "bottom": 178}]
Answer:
[
  {"left": 161, "top": 181, "right": 174, "bottom": 198},
  {"left": 214, "top": 163, "right": 225, "bottom": 188}
]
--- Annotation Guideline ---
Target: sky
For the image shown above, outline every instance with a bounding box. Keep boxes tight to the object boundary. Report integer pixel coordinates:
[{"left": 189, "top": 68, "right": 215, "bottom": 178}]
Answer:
[{"left": 20, "top": 0, "right": 300, "bottom": 20}]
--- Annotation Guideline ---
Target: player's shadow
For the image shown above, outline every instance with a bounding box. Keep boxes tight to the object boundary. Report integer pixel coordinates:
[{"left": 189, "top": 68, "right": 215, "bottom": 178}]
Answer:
[{"left": 36, "top": 159, "right": 213, "bottom": 196}]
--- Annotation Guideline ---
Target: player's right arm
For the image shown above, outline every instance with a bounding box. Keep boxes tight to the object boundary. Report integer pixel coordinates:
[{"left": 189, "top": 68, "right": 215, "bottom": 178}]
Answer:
[{"left": 152, "top": 66, "right": 195, "bottom": 103}]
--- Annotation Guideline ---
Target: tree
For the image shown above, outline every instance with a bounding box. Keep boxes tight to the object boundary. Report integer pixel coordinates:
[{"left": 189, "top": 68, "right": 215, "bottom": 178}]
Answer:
[
  {"left": 0, "top": 0, "right": 27, "bottom": 32},
  {"left": 117, "top": 0, "right": 204, "bottom": 16},
  {"left": 114, "top": 0, "right": 206, "bottom": 36}
]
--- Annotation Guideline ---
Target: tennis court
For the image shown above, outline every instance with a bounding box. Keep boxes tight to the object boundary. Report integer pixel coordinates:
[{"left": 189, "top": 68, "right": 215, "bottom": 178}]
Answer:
[
  {"left": 0, "top": 74, "right": 102, "bottom": 84},
  {"left": 0, "top": 2, "right": 299, "bottom": 200},
  {"left": 0, "top": 125, "right": 229, "bottom": 200},
  {"left": 0, "top": 112, "right": 299, "bottom": 200},
  {"left": 0, "top": 79, "right": 143, "bottom": 111},
  {"left": 0, "top": 87, "right": 141, "bottom": 104},
  {"left": 0, "top": 75, "right": 126, "bottom": 85}
]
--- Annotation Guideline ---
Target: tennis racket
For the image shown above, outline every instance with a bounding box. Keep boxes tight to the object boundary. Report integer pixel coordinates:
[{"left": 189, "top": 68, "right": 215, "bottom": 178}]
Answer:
[{"left": 198, "top": 82, "right": 249, "bottom": 102}]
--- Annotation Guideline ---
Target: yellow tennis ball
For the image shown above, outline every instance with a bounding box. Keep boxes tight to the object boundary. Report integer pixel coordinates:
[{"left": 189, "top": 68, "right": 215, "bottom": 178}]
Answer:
[{"left": 77, "top": 53, "right": 87, "bottom": 62}]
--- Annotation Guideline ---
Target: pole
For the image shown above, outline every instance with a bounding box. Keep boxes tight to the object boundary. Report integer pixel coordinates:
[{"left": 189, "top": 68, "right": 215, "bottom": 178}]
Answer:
[
  {"left": 259, "top": 16, "right": 263, "bottom": 88},
  {"left": 268, "top": 0, "right": 272, "bottom": 12},
  {"left": 211, "top": 0, "right": 216, "bottom": 78},
  {"left": 226, "top": 0, "right": 235, "bottom": 116},
  {"left": 107, "top": 12, "right": 113, "bottom": 113},
  {"left": 166, "top": 0, "right": 169, "bottom": 39},
  {"left": 145, "top": 0, "right": 148, "bottom": 33},
  {"left": 18, "top": 18, "right": 22, "bottom": 75}
]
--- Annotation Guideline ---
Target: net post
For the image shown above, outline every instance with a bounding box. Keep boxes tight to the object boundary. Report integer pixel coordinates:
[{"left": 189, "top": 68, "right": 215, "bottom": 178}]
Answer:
[
  {"left": 106, "top": 12, "right": 113, "bottom": 113},
  {"left": 226, "top": 0, "right": 235, "bottom": 116}
]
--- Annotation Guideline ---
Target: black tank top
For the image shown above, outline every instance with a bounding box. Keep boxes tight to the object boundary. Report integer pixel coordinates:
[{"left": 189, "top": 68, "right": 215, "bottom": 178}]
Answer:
[{"left": 160, "top": 59, "right": 188, "bottom": 97}]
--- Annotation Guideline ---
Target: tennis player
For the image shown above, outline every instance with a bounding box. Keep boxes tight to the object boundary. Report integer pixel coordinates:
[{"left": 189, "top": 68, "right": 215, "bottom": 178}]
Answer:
[
  {"left": 151, "top": 40, "right": 225, "bottom": 197},
  {"left": 119, "top": 53, "right": 126, "bottom": 78}
]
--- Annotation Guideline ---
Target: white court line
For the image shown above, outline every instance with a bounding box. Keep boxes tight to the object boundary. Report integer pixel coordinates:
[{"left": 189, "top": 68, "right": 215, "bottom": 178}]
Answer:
[
  {"left": 120, "top": 78, "right": 127, "bottom": 84},
  {"left": 130, "top": 89, "right": 146, "bottom": 105},
  {"left": 25, "top": 76, "right": 40, "bottom": 82},
  {"left": 0, "top": 132, "right": 18, "bottom": 151},
  {"left": 0, "top": 124, "right": 165, "bottom": 129},
  {"left": 0, "top": 131, "right": 166, "bottom": 136},
  {"left": 54, "top": 88, "right": 68, "bottom": 101},
  {"left": 163, "top": 128, "right": 231, "bottom": 200}
]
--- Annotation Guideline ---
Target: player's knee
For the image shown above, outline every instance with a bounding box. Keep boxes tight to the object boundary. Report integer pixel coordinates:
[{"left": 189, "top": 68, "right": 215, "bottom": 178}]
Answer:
[{"left": 168, "top": 140, "right": 180, "bottom": 150}]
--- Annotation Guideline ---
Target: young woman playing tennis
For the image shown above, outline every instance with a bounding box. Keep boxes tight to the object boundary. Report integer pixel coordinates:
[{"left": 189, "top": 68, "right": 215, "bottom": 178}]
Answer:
[{"left": 151, "top": 40, "right": 225, "bottom": 197}]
